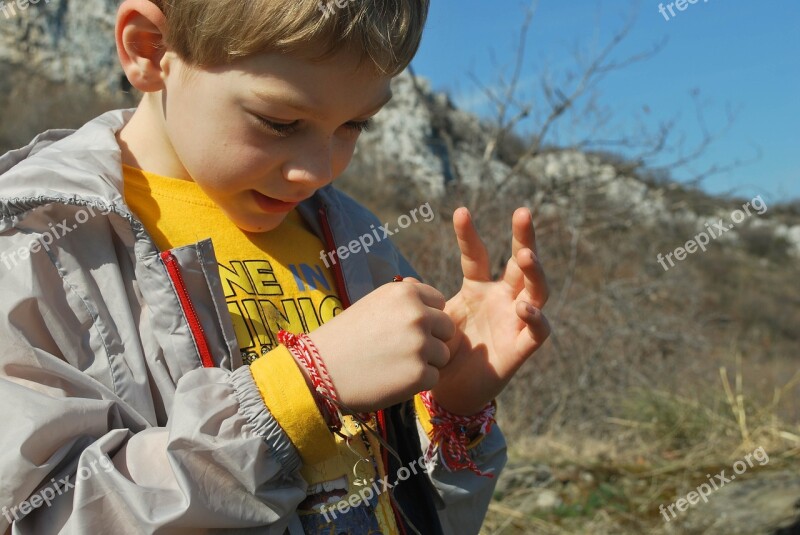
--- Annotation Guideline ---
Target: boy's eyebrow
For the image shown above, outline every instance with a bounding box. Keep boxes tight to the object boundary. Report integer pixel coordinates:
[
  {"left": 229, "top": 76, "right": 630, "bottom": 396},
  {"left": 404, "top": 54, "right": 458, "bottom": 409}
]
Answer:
[{"left": 250, "top": 90, "right": 393, "bottom": 119}]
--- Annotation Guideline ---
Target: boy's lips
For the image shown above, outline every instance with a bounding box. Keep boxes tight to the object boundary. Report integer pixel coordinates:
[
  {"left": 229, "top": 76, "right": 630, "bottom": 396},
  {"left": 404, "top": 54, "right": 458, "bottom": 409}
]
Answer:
[{"left": 252, "top": 191, "right": 301, "bottom": 213}]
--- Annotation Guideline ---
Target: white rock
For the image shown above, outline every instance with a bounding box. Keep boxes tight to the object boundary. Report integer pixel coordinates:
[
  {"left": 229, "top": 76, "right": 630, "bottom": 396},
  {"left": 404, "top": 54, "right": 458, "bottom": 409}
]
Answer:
[{"left": 534, "top": 489, "right": 563, "bottom": 510}]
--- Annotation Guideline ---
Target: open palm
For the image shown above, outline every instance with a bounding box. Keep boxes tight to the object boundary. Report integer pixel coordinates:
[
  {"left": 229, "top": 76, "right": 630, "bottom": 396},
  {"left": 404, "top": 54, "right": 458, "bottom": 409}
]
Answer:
[{"left": 431, "top": 207, "right": 551, "bottom": 416}]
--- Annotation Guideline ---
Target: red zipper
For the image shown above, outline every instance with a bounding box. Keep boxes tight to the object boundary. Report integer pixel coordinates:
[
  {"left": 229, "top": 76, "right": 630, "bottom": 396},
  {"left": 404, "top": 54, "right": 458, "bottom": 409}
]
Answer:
[
  {"left": 317, "top": 206, "right": 352, "bottom": 309},
  {"left": 160, "top": 250, "right": 215, "bottom": 369}
]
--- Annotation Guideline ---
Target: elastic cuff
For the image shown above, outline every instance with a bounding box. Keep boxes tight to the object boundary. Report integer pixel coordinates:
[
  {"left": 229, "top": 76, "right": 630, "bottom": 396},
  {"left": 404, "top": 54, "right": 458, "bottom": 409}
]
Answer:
[
  {"left": 250, "top": 345, "right": 337, "bottom": 465},
  {"left": 230, "top": 365, "right": 301, "bottom": 474}
]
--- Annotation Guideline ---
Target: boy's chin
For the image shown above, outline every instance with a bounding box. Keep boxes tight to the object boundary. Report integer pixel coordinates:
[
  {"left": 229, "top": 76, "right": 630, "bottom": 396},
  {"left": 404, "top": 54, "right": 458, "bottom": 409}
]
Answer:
[{"left": 229, "top": 212, "right": 290, "bottom": 234}]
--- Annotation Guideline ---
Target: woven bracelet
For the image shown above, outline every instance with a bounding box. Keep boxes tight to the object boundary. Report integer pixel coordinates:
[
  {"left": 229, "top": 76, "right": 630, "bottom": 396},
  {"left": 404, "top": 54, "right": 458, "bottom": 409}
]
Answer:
[{"left": 419, "top": 390, "right": 497, "bottom": 478}]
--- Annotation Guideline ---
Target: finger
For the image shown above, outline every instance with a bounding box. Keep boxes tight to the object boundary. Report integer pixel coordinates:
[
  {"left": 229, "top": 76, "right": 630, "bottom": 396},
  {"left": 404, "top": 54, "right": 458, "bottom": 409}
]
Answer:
[
  {"left": 453, "top": 207, "right": 492, "bottom": 282},
  {"left": 418, "top": 365, "right": 440, "bottom": 392},
  {"left": 515, "top": 302, "right": 551, "bottom": 358},
  {"left": 503, "top": 208, "right": 540, "bottom": 290},
  {"left": 422, "top": 337, "right": 451, "bottom": 370},
  {"left": 502, "top": 247, "right": 549, "bottom": 307},
  {"left": 516, "top": 248, "right": 549, "bottom": 309},
  {"left": 502, "top": 252, "right": 525, "bottom": 294},
  {"left": 428, "top": 309, "right": 457, "bottom": 342},
  {"left": 511, "top": 207, "right": 537, "bottom": 259},
  {"left": 412, "top": 283, "right": 447, "bottom": 311}
]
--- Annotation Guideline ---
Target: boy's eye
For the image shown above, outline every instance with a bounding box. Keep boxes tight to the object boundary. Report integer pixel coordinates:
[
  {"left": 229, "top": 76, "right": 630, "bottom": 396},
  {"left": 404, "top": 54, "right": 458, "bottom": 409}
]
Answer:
[
  {"left": 344, "top": 119, "right": 375, "bottom": 133},
  {"left": 254, "top": 116, "right": 300, "bottom": 137},
  {"left": 253, "top": 115, "right": 375, "bottom": 137}
]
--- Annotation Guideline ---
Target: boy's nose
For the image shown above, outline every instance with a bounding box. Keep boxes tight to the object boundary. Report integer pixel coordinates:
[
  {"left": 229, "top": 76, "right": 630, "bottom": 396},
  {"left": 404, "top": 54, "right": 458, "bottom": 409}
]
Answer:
[{"left": 283, "top": 149, "right": 334, "bottom": 187}]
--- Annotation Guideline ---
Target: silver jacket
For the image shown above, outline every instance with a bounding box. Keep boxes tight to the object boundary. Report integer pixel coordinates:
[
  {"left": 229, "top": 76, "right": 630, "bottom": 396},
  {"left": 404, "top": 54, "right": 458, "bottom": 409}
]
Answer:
[{"left": 0, "top": 109, "right": 506, "bottom": 534}]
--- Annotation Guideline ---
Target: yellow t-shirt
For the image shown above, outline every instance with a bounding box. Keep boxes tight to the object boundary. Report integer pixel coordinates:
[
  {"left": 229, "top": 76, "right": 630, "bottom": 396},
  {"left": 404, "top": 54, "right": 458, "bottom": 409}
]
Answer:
[{"left": 123, "top": 165, "right": 400, "bottom": 534}]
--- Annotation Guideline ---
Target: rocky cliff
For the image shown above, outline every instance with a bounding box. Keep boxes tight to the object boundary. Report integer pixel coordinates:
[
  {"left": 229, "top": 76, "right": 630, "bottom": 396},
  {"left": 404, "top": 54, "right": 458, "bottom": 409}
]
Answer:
[{"left": 0, "top": 0, "right": 122, "bottom": 92}]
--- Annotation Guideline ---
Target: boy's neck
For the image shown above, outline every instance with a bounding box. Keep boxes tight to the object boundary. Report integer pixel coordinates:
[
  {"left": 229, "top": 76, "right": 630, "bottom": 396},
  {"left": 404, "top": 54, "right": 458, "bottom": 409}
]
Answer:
[{"left": 116, "top": 93, "right": 192, "bottom": 181}]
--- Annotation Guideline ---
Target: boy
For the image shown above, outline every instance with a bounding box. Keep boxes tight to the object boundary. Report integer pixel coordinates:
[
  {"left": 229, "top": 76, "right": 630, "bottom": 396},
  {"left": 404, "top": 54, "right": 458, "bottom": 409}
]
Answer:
[{"left": 0, "top": 0, "right": 550, "bottom": 533}]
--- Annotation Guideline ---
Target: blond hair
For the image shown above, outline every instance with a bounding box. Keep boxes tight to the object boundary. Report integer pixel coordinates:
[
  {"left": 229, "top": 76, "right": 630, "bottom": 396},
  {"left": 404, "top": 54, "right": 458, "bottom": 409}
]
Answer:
[{"left": 149, "top": 0, "right": 429, "bottom": 76}]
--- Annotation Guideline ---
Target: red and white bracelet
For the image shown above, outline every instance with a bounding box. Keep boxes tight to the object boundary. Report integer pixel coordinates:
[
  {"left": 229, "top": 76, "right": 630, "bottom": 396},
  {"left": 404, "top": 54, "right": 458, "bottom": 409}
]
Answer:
[
  {"left": 277, "top": 329, "right": 343, "bottom": 432},
  {"left": 419, "top": 390, "right": 497, "bottom": 478}
]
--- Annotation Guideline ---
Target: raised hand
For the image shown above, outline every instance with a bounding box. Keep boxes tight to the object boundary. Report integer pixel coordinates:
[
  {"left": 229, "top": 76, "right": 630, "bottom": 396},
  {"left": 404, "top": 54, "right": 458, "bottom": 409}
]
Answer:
[{"left": 431, "top": 207, "right": 551, "bottom": 415}]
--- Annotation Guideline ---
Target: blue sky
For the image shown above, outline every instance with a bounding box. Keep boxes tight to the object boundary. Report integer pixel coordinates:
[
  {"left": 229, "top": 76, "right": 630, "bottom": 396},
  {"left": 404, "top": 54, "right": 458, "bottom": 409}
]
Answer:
[{"left": 411, "top": 0, "right": 800, "bottom": 203}]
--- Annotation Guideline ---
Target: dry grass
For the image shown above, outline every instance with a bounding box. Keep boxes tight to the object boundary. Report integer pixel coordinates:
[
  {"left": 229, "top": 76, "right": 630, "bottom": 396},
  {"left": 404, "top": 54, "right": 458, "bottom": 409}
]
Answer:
[{"left": 479, "top": 363, "right": 800, "bottom": 534}]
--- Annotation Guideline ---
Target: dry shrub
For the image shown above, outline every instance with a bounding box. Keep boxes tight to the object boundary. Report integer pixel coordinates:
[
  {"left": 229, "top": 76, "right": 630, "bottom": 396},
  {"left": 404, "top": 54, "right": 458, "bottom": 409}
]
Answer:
[{"left": 338, "top": 151, "right": 800, "bottom": 442}]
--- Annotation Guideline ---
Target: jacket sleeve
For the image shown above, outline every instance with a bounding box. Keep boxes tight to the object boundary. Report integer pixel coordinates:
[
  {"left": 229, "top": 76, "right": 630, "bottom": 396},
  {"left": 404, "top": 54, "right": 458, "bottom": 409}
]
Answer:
[
  {"left": 0, "top": 226, "right": 332, "bottom": 534},
  {"left": 0, "top": 350, "right": 305, "bottom": 534}
]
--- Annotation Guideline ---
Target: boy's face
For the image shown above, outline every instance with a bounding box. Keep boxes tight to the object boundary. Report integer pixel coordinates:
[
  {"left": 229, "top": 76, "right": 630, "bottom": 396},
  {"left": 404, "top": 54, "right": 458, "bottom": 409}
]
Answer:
[{"left": 151, "top": 50, "right": 392, "bottom": 233}]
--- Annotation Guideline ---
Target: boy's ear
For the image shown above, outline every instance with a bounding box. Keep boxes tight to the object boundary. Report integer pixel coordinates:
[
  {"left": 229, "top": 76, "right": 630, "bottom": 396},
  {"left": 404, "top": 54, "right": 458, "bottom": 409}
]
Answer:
[{"left": 116, "top": 0, "right": 170, "bottom": 92}]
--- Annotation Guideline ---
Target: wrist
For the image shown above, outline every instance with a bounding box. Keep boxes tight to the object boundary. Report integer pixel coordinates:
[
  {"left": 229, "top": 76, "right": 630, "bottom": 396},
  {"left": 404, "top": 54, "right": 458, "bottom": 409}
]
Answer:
[
  {"left": 429, "top": 389, "right": 492, "bottom": 417},
  {"left": 278, "top": 330, "right": 343, "bottom": 431},
  {"left": 418, "top": 391, "right": 497, "bottom": 477},
  {"left": 249, "top": 345, "right": 338, "bottom": 465},
  {"left": 284, "top": 345, "right": 335, "bottom": 426}
]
